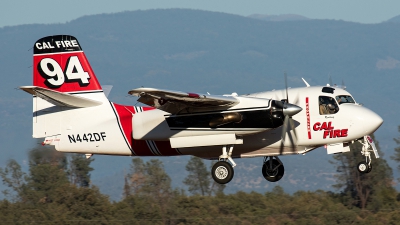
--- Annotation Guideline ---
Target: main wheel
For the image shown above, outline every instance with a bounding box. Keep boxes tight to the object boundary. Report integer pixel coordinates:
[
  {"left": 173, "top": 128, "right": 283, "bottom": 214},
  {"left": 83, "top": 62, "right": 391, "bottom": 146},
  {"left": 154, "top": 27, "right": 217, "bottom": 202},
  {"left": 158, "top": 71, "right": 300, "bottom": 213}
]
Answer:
[
  {"left": 366, "top": 164, "right": 373, "bottom": 173},
  {"left": 367, "top": 163, "right": 372, "bottom": 173},
  {"left": 357, "top": 161, "right": 369, "bottom": 173},
  {"left": 262, "top": 159, "right": 284, "bottom": 182},
  {"left": 211, "top": 161, "right": 234, "bottom": 184}
]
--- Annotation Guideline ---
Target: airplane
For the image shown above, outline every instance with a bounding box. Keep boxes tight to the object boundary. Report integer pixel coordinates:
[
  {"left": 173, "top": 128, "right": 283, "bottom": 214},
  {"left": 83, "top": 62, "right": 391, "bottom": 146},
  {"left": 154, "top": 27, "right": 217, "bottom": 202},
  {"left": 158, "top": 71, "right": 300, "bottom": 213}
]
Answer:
[{"left": 20, "top": 35, "right": 383, "bottom": 184}]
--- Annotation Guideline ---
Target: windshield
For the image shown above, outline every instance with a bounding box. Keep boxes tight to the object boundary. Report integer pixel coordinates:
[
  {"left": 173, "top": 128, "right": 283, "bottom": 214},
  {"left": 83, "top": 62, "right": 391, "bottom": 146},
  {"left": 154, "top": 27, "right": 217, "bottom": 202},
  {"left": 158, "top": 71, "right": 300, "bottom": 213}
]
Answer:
[{"left": 335, "top": 95, "right": 355, "bottom": 105}]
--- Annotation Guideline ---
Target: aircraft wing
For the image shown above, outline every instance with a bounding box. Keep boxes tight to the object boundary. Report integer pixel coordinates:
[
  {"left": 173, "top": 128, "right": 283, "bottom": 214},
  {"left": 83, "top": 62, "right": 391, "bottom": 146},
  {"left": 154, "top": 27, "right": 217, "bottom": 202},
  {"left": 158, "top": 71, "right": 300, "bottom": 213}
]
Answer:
[{"left": 128, "top": 87, "right": 239, "bottom": 114}]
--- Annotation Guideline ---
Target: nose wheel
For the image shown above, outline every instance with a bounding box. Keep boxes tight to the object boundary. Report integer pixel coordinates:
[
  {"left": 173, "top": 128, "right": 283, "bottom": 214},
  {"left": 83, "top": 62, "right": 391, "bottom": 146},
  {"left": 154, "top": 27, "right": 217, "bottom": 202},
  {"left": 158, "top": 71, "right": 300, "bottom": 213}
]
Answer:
[
  {"left": 357, "top": 135, "right": 379, "bottom": 174},
  {"left": 262, "top": 156, "right": 285, "bottom": 182},
  {"left": 357, "top": 161, "right": 372, "bottom": 173}
]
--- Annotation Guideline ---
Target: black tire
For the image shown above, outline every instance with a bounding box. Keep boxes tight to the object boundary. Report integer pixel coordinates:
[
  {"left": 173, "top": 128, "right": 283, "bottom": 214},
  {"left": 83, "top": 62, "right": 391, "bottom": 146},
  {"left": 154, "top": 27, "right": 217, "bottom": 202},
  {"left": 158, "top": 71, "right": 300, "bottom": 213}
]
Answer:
[
  {"left": 262, "top": 159, "right": 284, "bottom": 182},
  {"left": 366, "top": 164, "right": 373, "bottom": 173},
  {"left": 357, "top": 161, "right": 369, "bottom": 173},
  {"left": 211, "top": 161, "right": 234, "bottom": 184}
]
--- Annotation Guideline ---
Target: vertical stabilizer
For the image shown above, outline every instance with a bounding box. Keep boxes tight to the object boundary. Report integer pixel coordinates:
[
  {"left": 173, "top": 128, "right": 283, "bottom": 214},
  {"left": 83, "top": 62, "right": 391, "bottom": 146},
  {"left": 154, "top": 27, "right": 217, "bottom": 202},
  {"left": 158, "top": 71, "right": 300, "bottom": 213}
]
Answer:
[
  {"left": 31, "top": 35, "right": 107, "bottom": 138},
  {"left": 33, "top": 35, "right": 102, "bottom": 93}
]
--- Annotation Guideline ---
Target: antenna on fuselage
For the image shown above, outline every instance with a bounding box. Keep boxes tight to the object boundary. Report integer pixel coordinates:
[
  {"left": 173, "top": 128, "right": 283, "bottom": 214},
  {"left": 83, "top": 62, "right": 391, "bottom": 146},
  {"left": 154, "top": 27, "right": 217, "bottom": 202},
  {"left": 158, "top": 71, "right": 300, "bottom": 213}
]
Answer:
[
  {"left": 301, "top": 78, "right": 310, "bottom": 87},
  {"left": 284, "top": 72, "right": 289, "bottom": 102},
  {"left": 341, "top": 80, "right": 347, "bottom": 90}
]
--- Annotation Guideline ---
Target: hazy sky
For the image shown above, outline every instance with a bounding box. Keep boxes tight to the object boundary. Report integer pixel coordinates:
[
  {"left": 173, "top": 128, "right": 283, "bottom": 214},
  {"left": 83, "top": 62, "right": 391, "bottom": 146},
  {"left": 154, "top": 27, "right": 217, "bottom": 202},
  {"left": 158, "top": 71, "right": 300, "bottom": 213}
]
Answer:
[{"left": 1, "top": 0, "right": 400, "bottom": 28}]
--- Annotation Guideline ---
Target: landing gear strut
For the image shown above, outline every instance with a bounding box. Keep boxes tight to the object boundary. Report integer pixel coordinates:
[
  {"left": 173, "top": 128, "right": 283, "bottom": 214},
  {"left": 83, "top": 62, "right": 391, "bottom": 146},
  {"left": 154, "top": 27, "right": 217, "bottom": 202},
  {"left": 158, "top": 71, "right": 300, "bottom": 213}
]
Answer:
[
  {"left": 262, "top": 156, "right": 285, "bottom": 182},
  {"left": 357, "top": 135, "right": 379, "bottom": 174},
  {"left": 211, "top": 145, "right": 236, "bottom": 184}
]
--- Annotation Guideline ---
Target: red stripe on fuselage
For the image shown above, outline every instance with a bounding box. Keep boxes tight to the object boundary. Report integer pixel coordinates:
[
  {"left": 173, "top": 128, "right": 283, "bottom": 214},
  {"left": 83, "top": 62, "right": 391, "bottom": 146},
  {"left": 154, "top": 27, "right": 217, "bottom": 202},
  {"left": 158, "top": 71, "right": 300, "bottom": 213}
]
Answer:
[
  {"left": 112, "top": 103, "right": 137, "bottom": 153},
  {"left": 113, "top": 103, "right": 154, "bottom": 155},
  {"left": 306, "top": 97, "right": 311, "bottom": 139},
  {"left": 142, "top": 107, "right": 154, "bottom": 112},
  {"left": 112, "top": 104, "right": 180, "bottom": 156}
]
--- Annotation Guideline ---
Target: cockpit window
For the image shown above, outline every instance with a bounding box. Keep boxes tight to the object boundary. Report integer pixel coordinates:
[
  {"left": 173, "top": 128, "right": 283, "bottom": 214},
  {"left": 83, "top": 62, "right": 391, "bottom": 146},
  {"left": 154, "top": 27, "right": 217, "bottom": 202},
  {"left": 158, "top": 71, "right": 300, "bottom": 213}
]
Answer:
[
  {"left": 335, "top": 95, "right": 355, "bottom": 105},
  {"left": 319, "top": 96, "right": 339, "bottom": 115}
]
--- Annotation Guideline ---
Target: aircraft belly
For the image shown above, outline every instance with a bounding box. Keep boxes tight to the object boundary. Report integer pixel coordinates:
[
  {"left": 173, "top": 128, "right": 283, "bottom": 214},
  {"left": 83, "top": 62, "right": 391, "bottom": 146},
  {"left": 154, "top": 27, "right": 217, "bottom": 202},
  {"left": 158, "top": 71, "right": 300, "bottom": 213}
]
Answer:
[{"left": 176, "top": 129, "right": 286, "bottom": 158}]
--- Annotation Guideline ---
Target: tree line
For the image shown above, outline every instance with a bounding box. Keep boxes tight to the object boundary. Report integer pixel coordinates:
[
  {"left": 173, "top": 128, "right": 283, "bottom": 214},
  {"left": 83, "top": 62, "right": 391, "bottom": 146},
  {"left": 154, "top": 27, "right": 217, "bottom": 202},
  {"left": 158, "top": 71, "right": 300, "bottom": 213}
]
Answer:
[{"left": 0, "top": 130, "right": 399, "bottom": 224}]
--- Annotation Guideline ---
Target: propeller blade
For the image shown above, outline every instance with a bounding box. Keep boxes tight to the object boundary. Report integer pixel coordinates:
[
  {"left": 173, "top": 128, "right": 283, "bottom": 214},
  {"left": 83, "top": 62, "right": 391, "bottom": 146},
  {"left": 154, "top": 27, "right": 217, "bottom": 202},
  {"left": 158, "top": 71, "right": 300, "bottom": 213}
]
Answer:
[
  {"left": 279, "top": 141, "right": 285, "bottom": 155},
  {"left": 284, "top": 72, "right": 289, "bottom": 102},
  {"left": 288, "top": 117, "right": 298, "bottom": 152},
  {"left": 289, "top": 117, "right": 297, "bottom": 139},
  {"left": 279, "top": 72, "right": 299, "bottom": 154},
  {"left": 281, "top": 115, "right": 289, "bottom": 141},
  {"left": 279, "top": 115, "right": 289, "bottom": 155},
  {"left": 279, "top": 116, "right": 299, "bottom": 154}
]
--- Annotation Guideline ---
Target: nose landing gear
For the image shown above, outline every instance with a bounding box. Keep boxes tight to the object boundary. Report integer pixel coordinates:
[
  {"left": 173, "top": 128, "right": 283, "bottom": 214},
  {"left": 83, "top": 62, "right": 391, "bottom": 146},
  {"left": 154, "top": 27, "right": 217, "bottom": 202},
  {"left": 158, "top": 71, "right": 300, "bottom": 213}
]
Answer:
[{"left": 357, "top": 135, "right": 379, "bottom": 174}]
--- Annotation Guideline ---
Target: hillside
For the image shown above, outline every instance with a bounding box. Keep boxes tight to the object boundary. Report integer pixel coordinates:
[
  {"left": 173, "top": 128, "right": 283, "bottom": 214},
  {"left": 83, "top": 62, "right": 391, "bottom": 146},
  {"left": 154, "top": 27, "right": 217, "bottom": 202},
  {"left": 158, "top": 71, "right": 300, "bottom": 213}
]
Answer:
[
  {"left": 387, "top": 15, "right": 400, "bottom": 23},
  {"left": 1, "top": 9, "right": 400, "bottom": 200},
  {"left": 248, "top": 14, "right": 310, "bottom": 21}
]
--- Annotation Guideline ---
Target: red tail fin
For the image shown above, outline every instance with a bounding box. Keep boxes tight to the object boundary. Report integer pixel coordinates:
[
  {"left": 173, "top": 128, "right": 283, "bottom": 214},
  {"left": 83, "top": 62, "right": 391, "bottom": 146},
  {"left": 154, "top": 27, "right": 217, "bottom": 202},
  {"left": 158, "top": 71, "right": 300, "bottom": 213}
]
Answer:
[{"left": 33, "top": 35, "right": 102, "bottom": 93}]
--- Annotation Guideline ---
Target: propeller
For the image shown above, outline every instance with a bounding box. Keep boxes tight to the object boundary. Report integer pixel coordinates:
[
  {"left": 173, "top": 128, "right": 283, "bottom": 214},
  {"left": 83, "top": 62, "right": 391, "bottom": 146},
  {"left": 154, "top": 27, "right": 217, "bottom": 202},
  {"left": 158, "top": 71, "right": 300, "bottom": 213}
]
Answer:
[{"left": 275, "top": 73, "right": 302, "bottom": 155}]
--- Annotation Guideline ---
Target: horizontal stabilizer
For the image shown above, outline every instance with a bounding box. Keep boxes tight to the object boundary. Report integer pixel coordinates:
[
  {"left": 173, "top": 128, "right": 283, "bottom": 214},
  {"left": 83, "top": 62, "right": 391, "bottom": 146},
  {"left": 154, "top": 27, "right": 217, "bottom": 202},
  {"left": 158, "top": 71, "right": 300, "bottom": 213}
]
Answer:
[{"left": 20, "top": 86, "right": 102, "bottom": 108}]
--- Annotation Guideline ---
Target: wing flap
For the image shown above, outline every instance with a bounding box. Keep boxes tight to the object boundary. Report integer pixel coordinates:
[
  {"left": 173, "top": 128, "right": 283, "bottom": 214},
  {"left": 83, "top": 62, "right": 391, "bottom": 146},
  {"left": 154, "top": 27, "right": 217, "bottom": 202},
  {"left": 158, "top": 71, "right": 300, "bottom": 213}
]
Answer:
[
  {"left": 128, "top": 87, "right": 239, "bottom": 114},
  {"left": 20, "top": 86, "right": 102, "bottom": 108}
]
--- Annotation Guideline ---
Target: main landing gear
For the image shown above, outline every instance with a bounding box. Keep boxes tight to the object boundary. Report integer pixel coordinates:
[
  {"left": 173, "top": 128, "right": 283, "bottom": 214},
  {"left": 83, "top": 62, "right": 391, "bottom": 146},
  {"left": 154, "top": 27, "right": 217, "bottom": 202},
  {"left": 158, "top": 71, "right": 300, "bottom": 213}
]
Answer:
[
  {"left": 211, "top": 145, "right": 236, "bottom": 184},
  {"left": 262, "top": 156, "right": 285, "bottom": 182},
  {"left": 210, "top": 146, "right": 287, "bottom": 184},
  {"left": 357, "top": 135, "right": 379, "bottom": 174}
]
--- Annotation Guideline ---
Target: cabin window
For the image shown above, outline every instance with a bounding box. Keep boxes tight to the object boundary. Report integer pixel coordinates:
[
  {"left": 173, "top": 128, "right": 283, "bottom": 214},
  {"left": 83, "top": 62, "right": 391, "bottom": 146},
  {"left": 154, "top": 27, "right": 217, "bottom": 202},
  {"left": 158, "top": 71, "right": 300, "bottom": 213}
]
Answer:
[
  {"left": 319, "top": 96, "right": 339, "bottom": 115},
  {"left": 335, "top": 95, "right": 355, "bottom": 105}
]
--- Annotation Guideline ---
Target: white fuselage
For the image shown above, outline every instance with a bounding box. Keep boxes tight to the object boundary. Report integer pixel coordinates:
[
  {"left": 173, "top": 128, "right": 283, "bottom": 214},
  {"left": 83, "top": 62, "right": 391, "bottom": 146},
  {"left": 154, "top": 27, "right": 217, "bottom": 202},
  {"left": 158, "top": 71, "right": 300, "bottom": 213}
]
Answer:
[{"left": 39, "top": 86, "right": 383, "bottom": 159}]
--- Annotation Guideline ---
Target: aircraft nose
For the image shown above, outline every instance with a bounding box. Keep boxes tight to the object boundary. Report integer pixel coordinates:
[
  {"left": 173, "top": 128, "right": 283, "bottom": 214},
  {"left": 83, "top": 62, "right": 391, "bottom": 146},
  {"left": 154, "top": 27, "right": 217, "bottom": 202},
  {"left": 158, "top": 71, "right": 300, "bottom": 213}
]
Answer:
[
  {"left": 367, "top": 110, "right": 383, "bottom": 134},
  {"left": 357, "top": 107, "right": 383, "bottom": 135}
]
